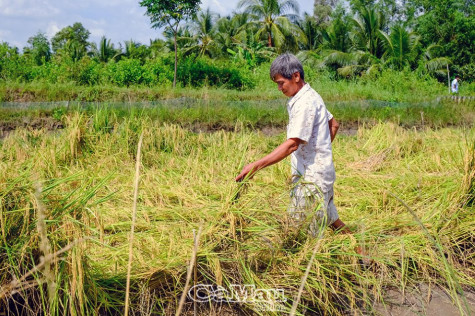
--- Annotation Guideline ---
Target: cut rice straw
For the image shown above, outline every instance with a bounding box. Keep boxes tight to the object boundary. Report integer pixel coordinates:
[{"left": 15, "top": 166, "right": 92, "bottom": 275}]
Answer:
[
  {"left": 176, "top": 225, "right": 202, "bottom": 316},
  {"left": 124, "top": 131, "right": 144, "bottom": 316},
  {"left": 0, "top": 238, "right": 88, "bottom": 299},
  {"left": 388, "top": 191, "right": 471, "bottom": 316},
  {"left": 290, "top": 239, "right": 322, "bottom": 316},
  {"left": 34, "top": 182, "right": 55, "bottom": 310}
]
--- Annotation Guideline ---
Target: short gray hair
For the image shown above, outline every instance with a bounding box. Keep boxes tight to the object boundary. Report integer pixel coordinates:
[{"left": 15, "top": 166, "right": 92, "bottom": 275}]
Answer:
[{"left": 270, "top": 53, "right": 305, "bottom": 81}]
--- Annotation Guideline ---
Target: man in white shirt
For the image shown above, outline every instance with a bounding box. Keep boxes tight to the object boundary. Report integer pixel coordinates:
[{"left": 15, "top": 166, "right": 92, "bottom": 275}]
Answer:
[
  {"left": 235, "top": 53, "right": 354, "bottom": 239},
  {"left": 451, "top": 75, "right": 460, "bottom": 94}
]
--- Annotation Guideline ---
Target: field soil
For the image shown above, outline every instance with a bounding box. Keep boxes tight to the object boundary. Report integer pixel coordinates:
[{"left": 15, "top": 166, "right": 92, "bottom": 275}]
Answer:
[
  {"left": 373, "top": 285, "right": 475, "bottom": 316},
  {"left": 153, "top": 285, "right": 475, "bottom": 315},
  {"left": 0, "top": 118, "right": 361, "bottom": 138},
  {"left": 0, "top": 117, "right": 63, "bottom": 138}
]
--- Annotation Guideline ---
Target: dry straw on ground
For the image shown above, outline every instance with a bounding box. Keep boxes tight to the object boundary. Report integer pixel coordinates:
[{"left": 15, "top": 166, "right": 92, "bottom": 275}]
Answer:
[{"left": 0, "top": 114, "right": 473, "bottom": 315}]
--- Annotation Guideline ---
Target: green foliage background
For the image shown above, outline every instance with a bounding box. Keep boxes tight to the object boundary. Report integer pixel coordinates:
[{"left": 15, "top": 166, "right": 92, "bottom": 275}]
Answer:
[{"left": 0, "top": 0, "right": 474, "bottom": 100}]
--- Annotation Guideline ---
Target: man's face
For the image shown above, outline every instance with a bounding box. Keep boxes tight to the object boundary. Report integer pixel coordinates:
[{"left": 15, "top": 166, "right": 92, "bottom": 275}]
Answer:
[{"left": 273, "top": 73, "right": 302, "bottom": 97}]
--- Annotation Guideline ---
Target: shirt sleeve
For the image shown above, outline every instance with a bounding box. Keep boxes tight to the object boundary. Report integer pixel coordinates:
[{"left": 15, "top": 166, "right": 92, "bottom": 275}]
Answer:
[
  {"left": 287, "top": 101, "right": 317, "bottom": 144},
  {"left": 326, "top": 109, "right": 333, "bottom": 121}
]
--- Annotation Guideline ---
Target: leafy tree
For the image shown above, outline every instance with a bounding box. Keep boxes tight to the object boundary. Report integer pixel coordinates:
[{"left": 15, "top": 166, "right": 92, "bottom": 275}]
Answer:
[
  {"left": 0, "top": 42, "right": 20, "bottom": 80},
  {"left": 411, "top": 0, "right": 475, "bottom": 67},
  {"left": 23, "top": 32, "right": 51, "bottom": 65},
  {"left": 61, "top": 40, "right": 87, "bottom": 62},
  {"left": 349, "top": 0, "right": 376, "bottom": 11},
  {"left": 313, "top": 0, "right": 337, "bottom": 27},
  {"left": 139, "top": 0, "right": 202, "bottom": 88},
  {"left": 238, "top": 0, "right": 302, "bottom": 50},
  {"left": 379, "top": 0, "right": 414, "bottom": 26},
  {"left": 320, "top": 6, "right": 382, "bottom": 78},
  {"left": 350, "top": 0, "right": 410, "bottom": 27},
  {"left": 107, "top": 59, "right": 144, "bottom": 86},
  {"left": 227, "top": 32, "right": 274, "bottom": 68},
  {"left": 51, "top": 22, "right": 91, "bottom": 56}
]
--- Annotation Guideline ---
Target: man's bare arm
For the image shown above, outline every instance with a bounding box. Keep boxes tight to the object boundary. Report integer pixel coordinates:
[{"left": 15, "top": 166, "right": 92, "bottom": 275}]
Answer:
[
  {"left": 328, "top": 117, "right": 339, "bottom": 142},
  {"left": 235, "top": 138, "right": 303, "bottom": 182}
]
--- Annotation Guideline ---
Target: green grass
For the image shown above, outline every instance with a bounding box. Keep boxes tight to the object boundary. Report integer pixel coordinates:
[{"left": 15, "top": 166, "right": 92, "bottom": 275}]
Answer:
[
  {"left": 1, "top": 65, "right": 474, "bottom": 103},
  {"left": 0, "top": 109, "right": 474, "bottom": 314}
]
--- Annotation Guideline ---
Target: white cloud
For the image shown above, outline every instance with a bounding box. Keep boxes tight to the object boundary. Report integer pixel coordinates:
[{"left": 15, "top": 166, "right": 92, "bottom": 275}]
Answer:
[
  {"left": 89, "top": 28, "right": 106, "bottom": 38},
  {"left": 46, "top": 22, "right": 62, "bottom": 39},
  {"left": 0, "top": 0, "right": 60, "bottom": 18},
  {"left": 201, "top": 0, "right": 228, "bottom": 15}
]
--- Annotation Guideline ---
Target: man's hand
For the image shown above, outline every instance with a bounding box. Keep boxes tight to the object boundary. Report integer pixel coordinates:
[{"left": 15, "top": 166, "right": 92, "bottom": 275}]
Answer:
[
  {"left": 328, "top": 117, "right": 339, "bottom": 142},
  {"left": 235, "top": 163, "right": 258, "bottom": 182},
  {"left": 235, "top": 138, "right": 302, "bottom": 182}
]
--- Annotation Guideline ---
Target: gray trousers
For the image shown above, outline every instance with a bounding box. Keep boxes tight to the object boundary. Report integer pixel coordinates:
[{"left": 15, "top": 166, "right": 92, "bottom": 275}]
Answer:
[{"left": 287, "top": 182, "right": 339, "bottom": 238}]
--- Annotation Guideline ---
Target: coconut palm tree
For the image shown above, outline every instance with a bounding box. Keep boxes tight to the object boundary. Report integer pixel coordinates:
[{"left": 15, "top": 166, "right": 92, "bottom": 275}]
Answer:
[
  {"left": 321, "top": 14, "right": 352, "bottom": 52},
  {"left": 163, "top": 25, "right": 194, "bottom": 52},
  {"left": 421, "top": 44, "right": 451, "bottom": 77},
  {"left": 61, "top": 40, "right": 85, "bottom": 62},
  {"left": 237, "top": 0, "right": 302, "bottom": 50},
  {"left": 122, "top": 40, "right": 150, "bottom": 63},
  {"left": 91, "top": 36, "right": 122, "bottom": 62},
  {"left": 297, "top": 13, "right": 321, "bottom": 51},
  {"left": 321, "top": 50, "right": 381, "bottom": 78},
  {"left": 351, "top": 6, "right": 386, "bottom": 58},
  {"left": 319, "top": 7, "right": 384, "bottom": 78},
  {"left": 379, "top": 25, "right": 420, "bottom": 70},
  {"left": 215, "top": 13, "right": 251, "bottom": 56},
  {"left": 149, "top": 39, "right": 169, "bottom": 58},
  {"left": 185, "top": 8, "right": 218, "bottom": 57},
  {"left": 228, "top": 32, "right": 274, "bottom": 67}
]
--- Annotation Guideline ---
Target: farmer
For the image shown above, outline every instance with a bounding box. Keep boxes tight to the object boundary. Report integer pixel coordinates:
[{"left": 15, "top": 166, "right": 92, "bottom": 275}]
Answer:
[
  {"left": 451, "top": 75, "right": 460, "bottom": 94},
  {"left": 235, "top": 53, "right": 359, "bottom": 244}
]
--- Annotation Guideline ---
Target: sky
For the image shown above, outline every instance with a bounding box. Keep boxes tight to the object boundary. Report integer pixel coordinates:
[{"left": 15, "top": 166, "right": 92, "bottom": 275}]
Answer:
[{"left": 0, "top": 0, "right": 314, "bottom": 50}]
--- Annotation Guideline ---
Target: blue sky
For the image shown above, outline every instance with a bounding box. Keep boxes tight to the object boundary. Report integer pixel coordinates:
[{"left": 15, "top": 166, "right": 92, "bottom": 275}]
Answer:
[{"left": 0, "top": 0, "right": 314, "bottom": 50}]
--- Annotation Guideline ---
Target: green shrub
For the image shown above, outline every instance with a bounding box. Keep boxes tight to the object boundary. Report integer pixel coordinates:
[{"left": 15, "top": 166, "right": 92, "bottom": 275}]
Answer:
[
  {"left": 106, "top": 59, "right": 143, "bottom": 86},
  {"left": 0, "top": 44, "right": 36, "bottom": 82},
  {"left": 76, "top": 58, "right": 102, "bottom": 85},
  {"left": 176, "top": 57, "right": 255, "bottom": 89},
  {"left": 142, "top": 59, "right": 173, "bottom": 86},
  {"left": 28, "top": 62, "right": 60, "bottom": 83},
  {"left": 456, "top": 64, "right": 475, "bottom": 83}
]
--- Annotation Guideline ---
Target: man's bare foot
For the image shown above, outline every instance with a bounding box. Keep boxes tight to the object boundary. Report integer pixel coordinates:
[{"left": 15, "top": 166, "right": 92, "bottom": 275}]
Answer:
[
  {"left": 331, "top": 220, "right": 372, "bottom": 267},
  {"left": 356, "top": 245, "right": 372, "bottom": 267}
]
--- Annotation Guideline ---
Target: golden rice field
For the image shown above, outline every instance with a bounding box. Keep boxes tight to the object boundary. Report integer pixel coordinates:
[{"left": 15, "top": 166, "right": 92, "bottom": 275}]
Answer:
[{"left": 0, "top": 110, "right": 474, "bottom": 315}]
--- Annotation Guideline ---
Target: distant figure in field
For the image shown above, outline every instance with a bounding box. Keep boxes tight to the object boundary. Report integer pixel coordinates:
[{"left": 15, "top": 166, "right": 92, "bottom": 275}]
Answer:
[
  {"left": 235, "top": 53, "right": 365, "bottom": 259},
  {"left": 451, "top": 75, "right": 460, "bottom": 94}
]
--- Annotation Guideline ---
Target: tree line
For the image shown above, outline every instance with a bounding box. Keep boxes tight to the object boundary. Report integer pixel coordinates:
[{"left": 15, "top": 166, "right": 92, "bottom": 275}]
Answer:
[{"left": 0, "top": 0, "right": 473, "bottom": 89}]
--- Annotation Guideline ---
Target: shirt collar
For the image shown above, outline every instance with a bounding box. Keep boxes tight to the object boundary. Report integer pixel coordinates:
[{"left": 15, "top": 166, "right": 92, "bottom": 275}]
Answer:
[{"left": 287, "top": 83, "right": 310, "bottom": 109}]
